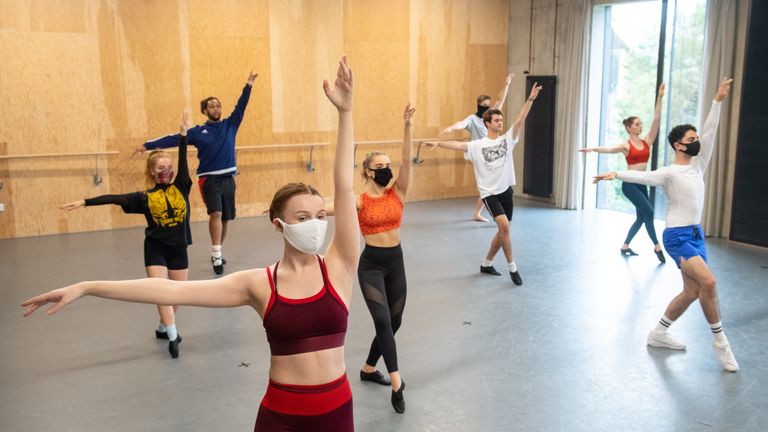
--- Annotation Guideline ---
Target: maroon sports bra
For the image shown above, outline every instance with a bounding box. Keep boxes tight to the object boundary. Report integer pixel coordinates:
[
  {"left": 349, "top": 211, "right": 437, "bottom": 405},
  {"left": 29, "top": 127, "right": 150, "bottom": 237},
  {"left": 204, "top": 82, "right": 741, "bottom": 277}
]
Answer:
[{"left": 263, "top": 256, "right": 348, "bottom": 356}]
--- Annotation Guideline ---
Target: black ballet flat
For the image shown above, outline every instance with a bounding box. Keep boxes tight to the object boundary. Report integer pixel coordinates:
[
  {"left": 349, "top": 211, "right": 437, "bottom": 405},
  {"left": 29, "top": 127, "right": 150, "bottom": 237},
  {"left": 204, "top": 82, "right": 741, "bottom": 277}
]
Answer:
[
  {"left": 360, "top": 370, "right": 391, "bottom": 386},
  {"left": 620, "top": 248, "right": 639, "bottom": 256},
  {"left": 155, "top": 330, "right": 168, "bottom": 340},
  {"left": 655, "top": 249, "right": 666, "bottom": 264},
  {"left": 480, "top": 265, "right": 502, "bottom": 276},
  {"left": 391, "top": 380, "right": 405, "bottom": 414},
  {"left": 168, "top": 336, "right": 182, "bottom": 359}
]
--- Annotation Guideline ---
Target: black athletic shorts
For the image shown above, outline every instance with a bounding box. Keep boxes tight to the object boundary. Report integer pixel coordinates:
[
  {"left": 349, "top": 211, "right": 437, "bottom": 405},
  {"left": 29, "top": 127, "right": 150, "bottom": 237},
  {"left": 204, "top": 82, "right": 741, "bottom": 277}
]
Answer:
[
  {"left": 144, "top": 238, "right": 189, "bottom": 270},
  {"left": 482, "top": 187, "right": 514, "bottom": 221},
  {"left": 198, "top": 175, "right": 236, "bottom": 220}
]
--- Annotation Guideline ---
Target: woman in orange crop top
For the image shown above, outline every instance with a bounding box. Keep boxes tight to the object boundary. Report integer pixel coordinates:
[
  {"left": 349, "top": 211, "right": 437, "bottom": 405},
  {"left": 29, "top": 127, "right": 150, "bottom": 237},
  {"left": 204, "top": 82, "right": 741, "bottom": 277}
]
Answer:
[
  {"left": 22, "top": 56, "right": 360, "bottom": 432},
  {"left": 580, "top": 83, "right": 666, "bottom": 263},
  {"left": 354, "top": 103, "right": 415, "bottom": 414}
]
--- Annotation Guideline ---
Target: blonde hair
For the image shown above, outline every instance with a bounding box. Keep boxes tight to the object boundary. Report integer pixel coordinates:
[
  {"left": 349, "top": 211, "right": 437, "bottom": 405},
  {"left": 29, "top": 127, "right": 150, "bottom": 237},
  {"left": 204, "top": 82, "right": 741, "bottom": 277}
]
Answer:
[
  {"left": 145, "top": 150, "right": 172, "bottom": 187},
  {"left": 268, "top": 183, "right": 323, "bottom": 221},
  {"left": 360, "top": 151, "right": 388, "bottom": 182}
]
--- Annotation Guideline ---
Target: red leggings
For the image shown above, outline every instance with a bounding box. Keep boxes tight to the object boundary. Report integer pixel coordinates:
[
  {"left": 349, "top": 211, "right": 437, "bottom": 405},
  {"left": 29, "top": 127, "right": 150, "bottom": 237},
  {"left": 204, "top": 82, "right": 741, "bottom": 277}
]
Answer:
[{"left": 254, "top": 374, "right": 354, "bottom": 432}]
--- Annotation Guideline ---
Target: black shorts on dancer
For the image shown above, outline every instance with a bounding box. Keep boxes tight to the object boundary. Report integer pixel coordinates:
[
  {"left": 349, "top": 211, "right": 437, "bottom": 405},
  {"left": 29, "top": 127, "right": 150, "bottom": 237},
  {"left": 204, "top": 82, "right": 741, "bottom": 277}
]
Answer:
[
  {"left": 482, "top": 186, "right": 514, "bottom": 221},
  {"left": 198, "top": 174, "right": 236, "bottom": 220}
]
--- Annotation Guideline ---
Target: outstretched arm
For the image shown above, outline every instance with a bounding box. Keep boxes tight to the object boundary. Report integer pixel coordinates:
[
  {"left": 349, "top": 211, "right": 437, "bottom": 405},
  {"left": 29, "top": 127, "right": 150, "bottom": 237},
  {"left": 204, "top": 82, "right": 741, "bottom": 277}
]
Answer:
[
  {"left": 594, "top": 168, "right": 669, "bottom": 187},
  {"left": 579, "top": 144, "right": 628, "bottom": 155},
  {"left": 21, "top": 270, "right": 263, "bottom": 317},
  {"left": 510, "top": 82, "right": 543, "bottom": 140},
  {"left": 440, "top": 117, "right": 470, "bottom": 136},
  {"left": 423, "top": 140, "right": 468, "bottom": 152},
  {"left": 491, "top": 73, "right": 515, "bottom": 110},
  {"left": 644, "top": 83, "right": 666, "bottom": 145},
  {"left": 395, "top": 104, "right": 416, "bottom": 197},
  {"left": 323, "top": 56, "right": 359, "bottom": 299}
]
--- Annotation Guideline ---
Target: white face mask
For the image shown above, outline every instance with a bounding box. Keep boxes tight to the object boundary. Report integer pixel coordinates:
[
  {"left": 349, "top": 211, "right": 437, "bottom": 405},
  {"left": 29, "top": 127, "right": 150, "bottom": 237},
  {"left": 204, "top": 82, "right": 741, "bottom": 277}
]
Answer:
[{"left": 277, "top": 218, "right": 328, "bottom": 255}]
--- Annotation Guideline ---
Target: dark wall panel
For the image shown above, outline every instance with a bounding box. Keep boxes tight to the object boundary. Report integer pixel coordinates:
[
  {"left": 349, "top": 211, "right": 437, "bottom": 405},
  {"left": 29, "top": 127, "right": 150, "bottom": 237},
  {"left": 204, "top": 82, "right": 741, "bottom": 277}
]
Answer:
[
  {"left": 523, "top": 76, "right": 557, "bottom": 197},
  {"left": 730, "top": 1, "right": 768, "bottom": 247}
]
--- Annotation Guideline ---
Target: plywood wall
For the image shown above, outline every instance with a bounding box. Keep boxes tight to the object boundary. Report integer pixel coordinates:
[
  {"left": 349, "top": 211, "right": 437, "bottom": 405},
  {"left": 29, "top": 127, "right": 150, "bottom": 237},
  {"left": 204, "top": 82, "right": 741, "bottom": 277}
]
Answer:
[{"left": 0, "top": 0, "right": 509, "bottom": 238}]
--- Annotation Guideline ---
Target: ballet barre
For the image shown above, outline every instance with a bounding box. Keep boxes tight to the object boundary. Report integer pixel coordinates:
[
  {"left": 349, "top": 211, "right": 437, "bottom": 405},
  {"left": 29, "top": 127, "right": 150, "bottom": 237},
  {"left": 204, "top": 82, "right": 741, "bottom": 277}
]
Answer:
[
  {"left": 353, "top": 137, "right": 467, "bottom": 166},
  {"left": 157, "top": 142, "right": 330, "bottom": 173},
  {"left": 0, "top": 150, "right": 119, "bottom": 186}
]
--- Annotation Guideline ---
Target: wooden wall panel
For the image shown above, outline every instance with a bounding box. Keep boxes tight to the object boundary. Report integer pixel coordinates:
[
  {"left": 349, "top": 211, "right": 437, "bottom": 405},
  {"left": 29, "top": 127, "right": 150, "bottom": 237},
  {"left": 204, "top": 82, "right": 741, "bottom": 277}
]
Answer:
[{"left": 0, "top": 0, "right": 509, "bottom": 239}]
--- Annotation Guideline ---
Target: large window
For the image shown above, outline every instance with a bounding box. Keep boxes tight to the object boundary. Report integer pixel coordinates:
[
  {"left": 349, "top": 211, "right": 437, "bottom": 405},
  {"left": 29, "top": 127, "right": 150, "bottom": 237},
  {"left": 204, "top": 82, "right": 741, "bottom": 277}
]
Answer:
[{"left": 584, "top": 0, "right": 707, "bottom": 217}]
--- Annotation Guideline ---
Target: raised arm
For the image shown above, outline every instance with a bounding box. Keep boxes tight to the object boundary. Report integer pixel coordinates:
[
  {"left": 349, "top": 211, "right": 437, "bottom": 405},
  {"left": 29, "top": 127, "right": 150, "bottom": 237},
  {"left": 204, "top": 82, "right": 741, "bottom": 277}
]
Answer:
[
  {"left": 694, "top": 77, "right": 732, "bottom": 172},
  {"left": 510, "top": 82, "right": 543, "bottom": 140},
  {"left": 643, "top": 83, "right": 666, "bottom": 146},
  {"left": 21, "top": 270, "right": 265, "bottom": 317},
  {"left": 229, "top": 71, "right": 257, "bottom": 127},
  {"left": 323, "top": 56, "right": 359, "bottom": 291},
  {"left": 175, "top": 112, "right": 192, "bottom": 188},
  {"left": 491, "top": 73, "right": 514, "bottom": 110},
  {"left": 394, "top": 104, "right": 416, "bottom": 197}
]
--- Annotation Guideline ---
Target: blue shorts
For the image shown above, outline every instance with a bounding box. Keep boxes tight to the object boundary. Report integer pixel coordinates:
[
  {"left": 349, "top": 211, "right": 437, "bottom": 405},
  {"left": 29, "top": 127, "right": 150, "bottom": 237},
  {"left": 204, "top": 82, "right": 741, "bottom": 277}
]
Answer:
[{"left": 662, "top": 224, "right": 707, "bottom": 269}]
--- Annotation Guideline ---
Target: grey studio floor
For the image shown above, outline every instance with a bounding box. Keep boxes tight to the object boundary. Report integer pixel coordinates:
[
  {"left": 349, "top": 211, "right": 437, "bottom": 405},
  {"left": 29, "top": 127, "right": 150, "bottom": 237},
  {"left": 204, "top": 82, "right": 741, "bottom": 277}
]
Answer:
[{"left": 2, "top": 196, "right": 768, "bottom": 432}]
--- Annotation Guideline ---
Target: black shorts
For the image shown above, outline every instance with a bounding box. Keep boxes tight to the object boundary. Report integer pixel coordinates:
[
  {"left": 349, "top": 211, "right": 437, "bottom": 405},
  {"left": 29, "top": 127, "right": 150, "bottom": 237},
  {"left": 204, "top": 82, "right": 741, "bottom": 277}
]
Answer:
[
  {"left": 482, "top": 187, "right": 514, "bottom": 221},
  {"left": 144, "top": 238, "right": 189, "bottom": 270},
  {"left": 198, "top": 175, "right": 236, "bottom": 220}
]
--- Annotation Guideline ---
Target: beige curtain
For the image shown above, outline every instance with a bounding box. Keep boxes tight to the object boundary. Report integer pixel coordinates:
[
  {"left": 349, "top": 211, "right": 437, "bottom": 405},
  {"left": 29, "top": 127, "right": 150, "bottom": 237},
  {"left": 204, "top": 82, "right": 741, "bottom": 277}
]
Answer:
[
  {"left": 553, "top": 0, "right": 591, "bottom": 209},
  {"left": 701, "top": 0, "right": 737, "bottom": 236}
]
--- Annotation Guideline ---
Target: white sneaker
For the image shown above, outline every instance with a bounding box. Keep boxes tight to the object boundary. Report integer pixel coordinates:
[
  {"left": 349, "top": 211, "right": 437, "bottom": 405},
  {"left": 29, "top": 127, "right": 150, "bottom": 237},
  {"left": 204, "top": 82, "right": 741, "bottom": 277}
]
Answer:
[
  {"left": 647, "top": 330, "right": 687, "bottom": 350},
  {"left": 712, "top": 340, "right": 739, "bottom": 372}
]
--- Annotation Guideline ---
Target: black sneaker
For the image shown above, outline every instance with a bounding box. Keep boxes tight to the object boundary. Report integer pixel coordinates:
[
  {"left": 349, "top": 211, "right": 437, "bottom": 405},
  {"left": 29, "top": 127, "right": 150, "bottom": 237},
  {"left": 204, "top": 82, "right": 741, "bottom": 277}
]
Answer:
[
  {"left": 510, "top": 271, "right": 523, "bottom": 286},
  {"left": 480, "top": 265, "right": 502, "bottom": 276},
  {"left": 655, "top": 249, "right": 666, "bottom": 264},
  {"left": 168, "top": 336, "right": 181, "bottom": 359},
  {"left": 212, "top": 256, "right": 224, "bottom": 275},
  {"left": 620, "top": 247, "right": 639, "bottom": 256},
  {"left": 360, "top": 370, "right": 391, "bottom": 386},
  {"left": 391, "top": 380, "right": 405, "bottom": 414}
]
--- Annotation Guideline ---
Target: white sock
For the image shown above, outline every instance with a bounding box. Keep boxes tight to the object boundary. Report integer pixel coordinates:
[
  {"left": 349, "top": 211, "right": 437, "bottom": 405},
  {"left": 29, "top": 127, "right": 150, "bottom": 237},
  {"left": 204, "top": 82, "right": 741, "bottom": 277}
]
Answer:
[
  {"left": 508, "top": 261, "right": 517, "bottom": 273},
  {"left": 166, "top": 324, "right": 178, "bottom": 341},
  {"left": 157, "top": 322, "right": 166, "bottom": 333},
  {"left": 212, "top": 245, "right": 222, "bottom": 258},
  {"left": 482, "top": 260, "right": 493, "bottom": 267},
  {"left": 710, "top": 321, "right": 727, "bottom": 343},
  {"left": 655, "top": 315, "right": 674, "bottom": 333}
]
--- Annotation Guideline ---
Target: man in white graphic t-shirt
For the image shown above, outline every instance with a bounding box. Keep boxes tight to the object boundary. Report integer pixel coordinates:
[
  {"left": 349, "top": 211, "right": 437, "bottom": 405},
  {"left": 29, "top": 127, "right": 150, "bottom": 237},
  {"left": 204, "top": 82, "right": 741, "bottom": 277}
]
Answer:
[
  {"left": 426, "top": 82, "right": 542, "bottom": 286},
  {"left": 441, "top": 74, "right": 514, "bottom": 222}
]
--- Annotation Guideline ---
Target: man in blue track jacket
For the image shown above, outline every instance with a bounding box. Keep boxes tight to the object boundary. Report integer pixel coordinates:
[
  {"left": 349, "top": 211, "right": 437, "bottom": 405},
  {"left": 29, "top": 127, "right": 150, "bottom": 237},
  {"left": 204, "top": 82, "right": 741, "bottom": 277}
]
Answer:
[{"left": 138, "top": 71, "right": 257, "bottom": 274}]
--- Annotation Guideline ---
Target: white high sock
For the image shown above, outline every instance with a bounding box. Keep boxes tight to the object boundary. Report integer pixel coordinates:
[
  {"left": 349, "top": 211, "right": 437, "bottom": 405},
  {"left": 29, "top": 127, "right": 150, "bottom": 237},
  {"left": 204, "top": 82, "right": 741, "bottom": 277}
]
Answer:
[{"left": 654, "top": 315, "right": 675, "bottom": 333}]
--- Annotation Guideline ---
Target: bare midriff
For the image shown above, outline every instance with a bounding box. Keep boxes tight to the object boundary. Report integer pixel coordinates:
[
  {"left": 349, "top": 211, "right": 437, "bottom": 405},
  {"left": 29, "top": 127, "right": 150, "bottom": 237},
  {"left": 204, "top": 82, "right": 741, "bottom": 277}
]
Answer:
[{"left": 269, "top": 346, "right": 346, "bottom": 385}]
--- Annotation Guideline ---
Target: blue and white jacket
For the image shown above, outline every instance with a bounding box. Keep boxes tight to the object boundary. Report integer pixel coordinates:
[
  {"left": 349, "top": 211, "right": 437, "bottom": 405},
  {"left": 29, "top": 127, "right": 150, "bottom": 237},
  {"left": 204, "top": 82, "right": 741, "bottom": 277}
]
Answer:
[{"left": 144, "top": 84, "right": 252, "bottom": 177}]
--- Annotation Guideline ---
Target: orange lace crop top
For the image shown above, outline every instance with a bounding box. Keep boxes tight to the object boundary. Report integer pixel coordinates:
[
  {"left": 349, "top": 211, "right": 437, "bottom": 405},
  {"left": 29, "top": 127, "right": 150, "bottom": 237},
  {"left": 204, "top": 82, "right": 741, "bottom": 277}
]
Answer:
[{"left": 357, "top": 188, "right": 403, "bottom": 236}]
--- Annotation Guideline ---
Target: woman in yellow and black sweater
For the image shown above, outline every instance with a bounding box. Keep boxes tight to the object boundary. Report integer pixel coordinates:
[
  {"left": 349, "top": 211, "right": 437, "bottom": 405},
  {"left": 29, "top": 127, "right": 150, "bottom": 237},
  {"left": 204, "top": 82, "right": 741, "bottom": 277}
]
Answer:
[{"left": 61, "top": 113, "right": 193, "bottom": 358}]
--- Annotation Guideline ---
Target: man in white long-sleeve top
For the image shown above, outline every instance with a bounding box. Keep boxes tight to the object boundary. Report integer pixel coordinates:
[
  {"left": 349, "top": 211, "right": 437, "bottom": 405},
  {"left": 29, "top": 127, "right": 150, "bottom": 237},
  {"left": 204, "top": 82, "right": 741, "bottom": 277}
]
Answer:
[{"left": 593, "top": 77, "right": 738, "bottom": 372}]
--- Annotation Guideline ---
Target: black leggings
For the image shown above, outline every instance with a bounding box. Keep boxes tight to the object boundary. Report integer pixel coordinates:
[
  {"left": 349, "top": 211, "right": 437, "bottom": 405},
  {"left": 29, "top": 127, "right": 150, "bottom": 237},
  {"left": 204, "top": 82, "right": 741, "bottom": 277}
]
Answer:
[
  {"left": 621, "top": 182, "right": 659, "bottom": 245},
  {"left": 358, "top": 244, "right": 407, "bottom": 373}
]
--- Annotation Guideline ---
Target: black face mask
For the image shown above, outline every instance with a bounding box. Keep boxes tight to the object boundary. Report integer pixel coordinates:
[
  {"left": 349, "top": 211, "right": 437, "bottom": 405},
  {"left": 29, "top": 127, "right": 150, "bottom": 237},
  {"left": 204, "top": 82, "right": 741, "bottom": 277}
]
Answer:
[
  {"left": 370, "top": 167, "right": 393, "bottom": 187},
  {"left": 475, "top": 105, "right": 490, "bottom": 118},
  {"left": 678, "top": 140, "right": 701, "bottom": 156}
]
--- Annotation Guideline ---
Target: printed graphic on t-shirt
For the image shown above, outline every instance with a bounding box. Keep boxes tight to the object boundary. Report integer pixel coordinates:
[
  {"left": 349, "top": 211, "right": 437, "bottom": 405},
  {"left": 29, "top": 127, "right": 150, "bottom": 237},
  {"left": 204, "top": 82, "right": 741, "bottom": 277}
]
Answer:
[
  {"left": 147, "top": 186, "right": 187, "bottom": 228},
  {"left": 481, "top": 139, "right": 508, "bottom": 164}
]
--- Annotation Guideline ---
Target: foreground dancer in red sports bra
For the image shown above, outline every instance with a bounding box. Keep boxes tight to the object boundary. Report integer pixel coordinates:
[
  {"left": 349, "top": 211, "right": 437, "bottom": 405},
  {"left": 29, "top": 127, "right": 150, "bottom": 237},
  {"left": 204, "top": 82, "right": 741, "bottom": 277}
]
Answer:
[
  {"left": 22, "top": 55, "right": 359, "bottom": 432},
  {"left": 580, "top": 83, "right": 666, "bottom": 263},
  {"left": 355, "top": 104, "right": 415, "bottom": 414}
]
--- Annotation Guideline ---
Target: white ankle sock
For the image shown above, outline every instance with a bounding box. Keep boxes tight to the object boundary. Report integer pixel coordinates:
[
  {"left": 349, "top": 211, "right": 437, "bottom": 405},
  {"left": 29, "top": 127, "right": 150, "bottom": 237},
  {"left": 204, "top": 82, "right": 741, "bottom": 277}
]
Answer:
[
  {"left": 166, "top": 324, "right": 178, "bottom": 341},
  {"left": 212, "top": 245, "right": 222, "bottom": 258},
  {"left": 655, "top": 315, "right": 674, "bottom": 333},
  {"left": 482, "top": 260, "right": 492, "bottom": 267},
  {"left": 508, "top": 261, "right": 517, "bottom": 272},
  {"left": 710, "top": 321, "right": 727, "bottom": 343}
]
